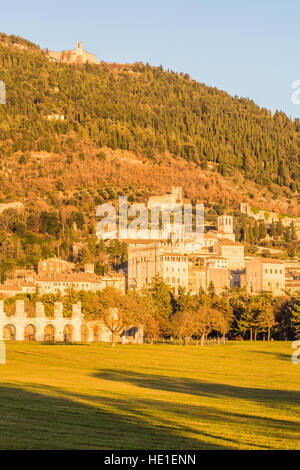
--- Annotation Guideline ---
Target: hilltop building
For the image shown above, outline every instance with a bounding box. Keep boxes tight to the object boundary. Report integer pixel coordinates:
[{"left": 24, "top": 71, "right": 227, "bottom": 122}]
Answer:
[{"left": 46, "top": 41, "right": 98, "bottom": 65}]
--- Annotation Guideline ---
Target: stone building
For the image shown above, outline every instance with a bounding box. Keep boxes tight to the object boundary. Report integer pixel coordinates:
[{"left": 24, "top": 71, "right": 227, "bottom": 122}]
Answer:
[
  {"left": 46, "top": 41, "right": 98, "bottom": 65},
  {"left": 37, "top": 257, "right": 75, "bottom": 276},
  {"left": 213, "top": 239, "right": 245, "bottom": 270},
  {"left": 35, "top": 272, "right": 125, "bottom": 296},
  {"left": 246, "top": 258, "right": 285, "bottom": 296},
  {"left": 0, "top": 281, "right": 36, "bottom": 298},
  {"left": 0, "top": 260, "right": 125, "bottom": 297},
  {"left": 127, "top": 238, "right": 231, "bottom": 295},
  {"left": 285, "top": 262, "right": 300, "bottom": 293},
  {"left": 127, "top": 240, "right": 189, "bottom": 294},
  {"left": 147, "top": 186, "right": 183, "bottom": 210},
  {"left": 0, "top": 300, "right": 143, "bottom": 344}
]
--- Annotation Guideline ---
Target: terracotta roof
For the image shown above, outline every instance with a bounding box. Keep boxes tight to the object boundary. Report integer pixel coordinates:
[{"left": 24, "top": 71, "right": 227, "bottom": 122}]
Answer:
[
  {"left": 204, "top": 232, "right": 218, "bottom": 239},
  {"left": 259, "top": 258, "right": 284, "bottom": 264}
]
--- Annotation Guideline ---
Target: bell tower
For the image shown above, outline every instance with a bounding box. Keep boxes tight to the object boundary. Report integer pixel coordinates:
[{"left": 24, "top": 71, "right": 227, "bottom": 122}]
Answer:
[
  {"left": 217, "top": 215, "right": 233, "bottom": 234},
  {"left": 77, "top": 41, "right": 83, "bottom": 50}
]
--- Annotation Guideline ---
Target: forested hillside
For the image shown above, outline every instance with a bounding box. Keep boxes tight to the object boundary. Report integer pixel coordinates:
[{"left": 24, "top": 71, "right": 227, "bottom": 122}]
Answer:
[{"left": 0, "top": 33, "right": 300, "bottom": 192}]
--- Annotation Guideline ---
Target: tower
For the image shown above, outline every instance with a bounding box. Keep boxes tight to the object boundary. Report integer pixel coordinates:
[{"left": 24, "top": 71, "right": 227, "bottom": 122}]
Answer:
[
  {"left": 77, "top": 41, "right": 83, "bottom": 50},
  {"left": 217, "top": 215, "right": 233, "bottom": 234}
]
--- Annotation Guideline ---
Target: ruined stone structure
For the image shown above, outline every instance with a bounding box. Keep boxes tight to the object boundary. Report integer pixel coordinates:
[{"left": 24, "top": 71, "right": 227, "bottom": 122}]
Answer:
[
  {"left": 0, "top": 300, "right": 83, "bottom": 342},
  {"left": 46, "top": 41, "right": 98, "bottom": 65},
  {"left": 239, "top": 202, "right": 300, "bottom": 236},
  {"left": 147, "top": 186, "right": 183, "bottom": 210},
  {"left": 0, "top": 300, "right": 143, "bottom": 344}
]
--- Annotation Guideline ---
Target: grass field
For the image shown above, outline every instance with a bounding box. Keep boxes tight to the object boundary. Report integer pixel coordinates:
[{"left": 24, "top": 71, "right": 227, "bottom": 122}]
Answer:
[{"left": 0, "top": 341, "right": 299, "bottom": 450}]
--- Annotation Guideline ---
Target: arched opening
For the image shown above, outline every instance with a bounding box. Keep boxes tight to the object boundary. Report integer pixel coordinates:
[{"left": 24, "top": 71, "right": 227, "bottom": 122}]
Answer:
[
  {"left": 63, "top": 324, "right": 73, "bottom": 342},
  {"left": 3, "top": 324, "right": 16, "bottom": 341},
  {"left": 44, "top": 324, "right": 55, "bottom": 342},
  {"left": 81, "top": 325, "right": 89, "bottom": 342},
  {"left": 24, "top": 324, "right": 36, "bottom": 341}
]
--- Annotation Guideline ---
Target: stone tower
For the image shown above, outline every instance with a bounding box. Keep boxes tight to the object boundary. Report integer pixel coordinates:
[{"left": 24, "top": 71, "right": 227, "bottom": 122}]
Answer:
[{"left": 218, "top": 215, "right": 233, "bottom": 234}]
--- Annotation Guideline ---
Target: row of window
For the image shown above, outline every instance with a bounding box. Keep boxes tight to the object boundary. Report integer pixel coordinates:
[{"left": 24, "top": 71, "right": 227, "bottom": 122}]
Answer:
[
  {"left": 165, "top": 277, "right": 183, "bottom": 284},
  {"left": 131, "top": 256, "right": 187, "bottom": 263},
  {"left": 165, "top": 267, "right": 186, "bottom": 273},
  {"left": 264, "top": 269, "right": 283, "bottom": 274}
]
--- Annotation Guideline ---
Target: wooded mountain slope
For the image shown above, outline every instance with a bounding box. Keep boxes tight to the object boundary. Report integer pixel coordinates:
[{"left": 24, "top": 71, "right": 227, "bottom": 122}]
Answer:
[{"left": 0, "top": 33, "right": 300, "bottom": 193}]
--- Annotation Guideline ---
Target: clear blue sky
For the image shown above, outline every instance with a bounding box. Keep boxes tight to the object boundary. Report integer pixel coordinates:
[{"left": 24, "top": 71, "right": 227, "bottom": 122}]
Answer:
[{"left": 2, "top": 0, "right": 300, "bottom": 118}]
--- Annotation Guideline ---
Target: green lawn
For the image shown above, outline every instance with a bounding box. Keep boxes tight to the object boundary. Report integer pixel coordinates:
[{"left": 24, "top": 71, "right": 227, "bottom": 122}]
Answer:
[{"left": 0, "top": 341, "right": 299, "bottom": 449}]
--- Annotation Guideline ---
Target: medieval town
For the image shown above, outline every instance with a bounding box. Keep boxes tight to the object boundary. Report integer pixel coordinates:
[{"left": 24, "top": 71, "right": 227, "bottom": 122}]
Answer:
[{"left": 0, "top": 187, "right": 299, "bottom": 345}]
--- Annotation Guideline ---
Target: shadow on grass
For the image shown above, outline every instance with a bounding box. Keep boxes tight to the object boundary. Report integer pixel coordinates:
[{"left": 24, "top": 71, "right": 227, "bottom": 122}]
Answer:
[
  {"left": 93, "top": 369, "right": 300, "bottom": 407},
  {"left": 246, "top": 349, "right": 292, "bottom": 362},
  {"left": 12, "top": 381, "right": 299, "bottom": 451},
  {"left": 0, "top": 384, "right": 229, "bottom": 450}
]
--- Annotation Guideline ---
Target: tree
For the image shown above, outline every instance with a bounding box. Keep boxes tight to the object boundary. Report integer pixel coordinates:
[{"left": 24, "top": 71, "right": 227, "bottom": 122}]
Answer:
[
  {"left": 258, "top": 221, "right": 267, "bottom": 240},
  {"left": 102, "top": 307, "right": 125, "bottom": 347},
  {"left": 290, "top": 298, "right": 300, "bottom": 338},
  {"left": 194, "top": 306, "right": 218, "bottom": 346},
  {"left": 148, "top": 276, "right": 173, "bottom": 321},
  {"left": 256, "top": 302, "right": 275, "bottom": 340},
  {"left": 239, "top": 297, "right": 259, "bottom": 340},
  {"left": 170, "top": 310, "right": 196, "bottom": 345},
  {"left": 291, "top": 221, "right": 297, "bottom": 241},
  {"left": 213, "top": 296, "right": 234, "bottom": 341},
  {"left": 274, "top": 297, "right": 295, "bottom": 340},
  {"left": 208, "top": 281, "right": 216, "bottom": 299},
  {"left": 276, "top": 220, "right": 284, "bottom": 237},
  {"left": 270, "top": 221, "right": 277, "bottom": 239}
]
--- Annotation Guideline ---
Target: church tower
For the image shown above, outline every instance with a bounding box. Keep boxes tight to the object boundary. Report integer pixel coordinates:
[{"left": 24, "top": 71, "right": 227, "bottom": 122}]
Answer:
[{"left": 217, "top": 215, "right": 233, "bottom": 234}]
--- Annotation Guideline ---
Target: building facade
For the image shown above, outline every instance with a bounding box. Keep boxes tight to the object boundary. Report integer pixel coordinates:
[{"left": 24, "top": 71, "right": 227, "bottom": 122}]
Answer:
[{"left": 246, "top": 258, "right": 285, "bottom": 296}]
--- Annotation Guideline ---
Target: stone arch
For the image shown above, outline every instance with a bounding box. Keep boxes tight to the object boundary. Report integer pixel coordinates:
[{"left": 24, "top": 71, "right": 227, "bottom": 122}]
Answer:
[
  {"left": 44, "top": 324, "right": 55, "bottom": 342},
  {"left": 24, "top": 324, "right": 36, "bottom": 341},
  {"left": 63, "top": 324, "right": 73, "bottom": 342},
  {"left": 81, "top": 325, "right": 89, "bottom": 342},
  {"left": 3, "top": 324, "right": 16, "bottom": 341}
]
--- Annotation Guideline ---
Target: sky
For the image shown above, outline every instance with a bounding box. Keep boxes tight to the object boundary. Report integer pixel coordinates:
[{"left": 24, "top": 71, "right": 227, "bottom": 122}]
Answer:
[{"left": 1, "top": 0, "right": 300, "bottom": 118}]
